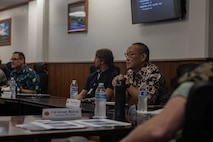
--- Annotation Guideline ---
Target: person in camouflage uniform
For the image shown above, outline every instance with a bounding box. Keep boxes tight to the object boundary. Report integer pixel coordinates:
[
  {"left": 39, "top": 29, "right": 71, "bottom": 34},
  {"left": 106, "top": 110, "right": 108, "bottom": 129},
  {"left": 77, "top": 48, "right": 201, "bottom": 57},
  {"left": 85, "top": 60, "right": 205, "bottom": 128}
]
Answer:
[
  {"left": 120, "top": 62, "right": 213, "bottom": 142},
  {"left": 0, "top": 69, "right": 7, "bottom": 86},
  {"left": 178, "top": 62, "right": 213, "bottom": 85}
]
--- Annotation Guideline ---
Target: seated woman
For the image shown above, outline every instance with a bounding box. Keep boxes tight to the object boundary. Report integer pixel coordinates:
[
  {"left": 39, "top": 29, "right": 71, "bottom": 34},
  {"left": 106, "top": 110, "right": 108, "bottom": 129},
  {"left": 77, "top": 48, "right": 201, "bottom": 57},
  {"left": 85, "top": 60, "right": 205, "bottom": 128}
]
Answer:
[{"left": 77, "top": 48, "right": 119, "bottom": 101}]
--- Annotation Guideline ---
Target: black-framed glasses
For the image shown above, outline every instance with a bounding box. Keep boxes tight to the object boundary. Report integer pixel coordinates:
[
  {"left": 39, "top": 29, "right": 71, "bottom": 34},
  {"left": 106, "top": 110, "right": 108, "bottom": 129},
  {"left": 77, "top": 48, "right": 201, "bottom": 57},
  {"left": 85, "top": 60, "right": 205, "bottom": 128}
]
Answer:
[
  {"left": 124, "top": 52, "right": 141, "bottom": 58},
  {"left": 10, "top": 58, "right": 20, "bottom": 61}
]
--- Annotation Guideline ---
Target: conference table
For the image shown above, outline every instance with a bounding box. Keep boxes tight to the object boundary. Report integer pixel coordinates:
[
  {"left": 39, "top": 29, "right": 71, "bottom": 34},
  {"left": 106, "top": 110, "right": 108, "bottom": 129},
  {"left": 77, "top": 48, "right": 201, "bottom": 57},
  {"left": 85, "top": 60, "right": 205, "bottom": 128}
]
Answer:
[
  {"left": 0, "top": 94, "right": 163, "bottom": 141},
  {"left": 0, "top": 95, "right": 67, "bottom": 116},
  {"left": 0, "top": 94, "right": 162, "bottom": 115},
  {"left": 0, "top": 95, "right": 133, "bottom": 142},
  {"left": 0, "top": 114, "right": 132, "bottom": 142}
]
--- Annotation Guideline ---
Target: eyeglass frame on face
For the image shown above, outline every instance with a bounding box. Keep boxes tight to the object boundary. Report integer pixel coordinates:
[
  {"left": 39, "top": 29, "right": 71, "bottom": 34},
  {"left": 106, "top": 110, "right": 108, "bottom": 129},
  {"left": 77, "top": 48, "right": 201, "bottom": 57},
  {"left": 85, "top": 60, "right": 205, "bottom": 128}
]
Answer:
[
  {"left": 10, "top": 58, "right": 20, "bottom": 61},
  {"left": 124, "top": 52, "right": 143, "bottom": 58}
]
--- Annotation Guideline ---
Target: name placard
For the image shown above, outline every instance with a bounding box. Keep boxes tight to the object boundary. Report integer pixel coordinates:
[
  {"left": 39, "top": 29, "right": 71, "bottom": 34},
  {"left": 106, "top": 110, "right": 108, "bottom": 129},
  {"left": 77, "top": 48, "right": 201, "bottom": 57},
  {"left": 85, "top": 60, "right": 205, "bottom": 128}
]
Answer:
[
  {"left": 66, "top": 98, "right": 81, "bottom": 108},
  {"left": 42, "top": 108, "right": 82, "bottom": 120},
  {"left": 1, "top": 92, "right": 12, "bottom": 98}
]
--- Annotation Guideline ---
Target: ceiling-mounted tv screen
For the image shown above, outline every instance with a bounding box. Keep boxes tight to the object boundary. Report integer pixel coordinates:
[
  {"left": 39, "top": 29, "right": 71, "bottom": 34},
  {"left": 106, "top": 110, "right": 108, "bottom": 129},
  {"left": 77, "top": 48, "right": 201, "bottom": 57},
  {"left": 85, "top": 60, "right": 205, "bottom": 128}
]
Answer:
[{"left": 131, "top": 0, "right": 186, "bottom": 24}]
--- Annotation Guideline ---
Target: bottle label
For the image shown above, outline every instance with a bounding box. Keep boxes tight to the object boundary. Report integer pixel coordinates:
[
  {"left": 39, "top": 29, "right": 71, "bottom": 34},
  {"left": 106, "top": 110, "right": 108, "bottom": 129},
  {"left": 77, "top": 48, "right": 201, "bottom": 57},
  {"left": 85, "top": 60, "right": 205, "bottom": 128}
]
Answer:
[
  {"left": 138, "top": 90, "right": 146, "bottom": 96},
  {"left": 95, "top": 93, "right": 106, "bottom": 99},
  {"left": 71, "top": 87, "right": 78, "bottom": 92}
]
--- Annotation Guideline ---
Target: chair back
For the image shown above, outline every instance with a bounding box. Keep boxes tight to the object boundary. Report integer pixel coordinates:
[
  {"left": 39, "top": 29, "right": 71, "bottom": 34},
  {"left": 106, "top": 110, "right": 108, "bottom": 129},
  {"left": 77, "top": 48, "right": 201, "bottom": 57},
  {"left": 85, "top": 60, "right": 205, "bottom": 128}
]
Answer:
[
  {"left": 178, "top": 81, "right": 213, "bottom": 141},
  {"left": 0, "top": 62, "right": 13, "bottom": 80},
  {"left": 34, "top": 63, "right": 48, "bottom": 94},
  {"left": 171, "top": 63, "right": 199, "bottom": 91}
]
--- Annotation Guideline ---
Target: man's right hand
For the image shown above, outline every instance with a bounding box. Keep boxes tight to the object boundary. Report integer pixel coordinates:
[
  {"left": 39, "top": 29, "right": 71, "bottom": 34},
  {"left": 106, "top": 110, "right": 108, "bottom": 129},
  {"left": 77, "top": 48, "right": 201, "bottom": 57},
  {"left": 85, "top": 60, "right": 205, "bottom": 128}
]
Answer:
[{"left": 112, "top": 74, "right": 124, "bottom": 87}]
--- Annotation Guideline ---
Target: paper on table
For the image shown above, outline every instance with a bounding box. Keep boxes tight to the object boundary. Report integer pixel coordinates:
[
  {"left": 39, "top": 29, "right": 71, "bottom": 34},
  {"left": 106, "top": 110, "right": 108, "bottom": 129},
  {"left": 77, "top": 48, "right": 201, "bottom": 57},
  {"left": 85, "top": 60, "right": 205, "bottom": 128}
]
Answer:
[
  {"left": 16, "top": 123, "right": 47, "bottom": 131},
  {"left": 137, "top": 108, "right": 163, "bottom": 115},
  {"left": 16, "top": 120, "right": 86, "bottom": 131},
  {"left": 17, "top": 93, "right": 50, "bottom": 97},
  {"left": 74, "top": 119, "right": 131, "bottom": 127},
  {"left": 16, "top": 119, "right": 131, "bottom": 131},
  {"left": 1, "top": 86, "right": 10, "bottom": 92}
]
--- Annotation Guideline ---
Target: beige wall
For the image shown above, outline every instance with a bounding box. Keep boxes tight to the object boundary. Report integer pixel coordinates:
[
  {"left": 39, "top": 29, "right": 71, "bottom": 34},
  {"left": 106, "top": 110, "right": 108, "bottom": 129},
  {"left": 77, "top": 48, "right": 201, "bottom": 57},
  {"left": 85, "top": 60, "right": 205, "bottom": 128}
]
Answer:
[{"left": 0, "top": 0, "right": 212, "bottom": 63}]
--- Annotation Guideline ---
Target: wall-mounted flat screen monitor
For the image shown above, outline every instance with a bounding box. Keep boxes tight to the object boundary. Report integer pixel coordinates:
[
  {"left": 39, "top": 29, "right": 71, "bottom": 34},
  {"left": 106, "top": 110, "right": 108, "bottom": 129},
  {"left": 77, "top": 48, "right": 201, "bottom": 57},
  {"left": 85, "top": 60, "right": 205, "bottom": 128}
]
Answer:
[{"left": 131, "top": 0, "right": 186, "bottom": 24}]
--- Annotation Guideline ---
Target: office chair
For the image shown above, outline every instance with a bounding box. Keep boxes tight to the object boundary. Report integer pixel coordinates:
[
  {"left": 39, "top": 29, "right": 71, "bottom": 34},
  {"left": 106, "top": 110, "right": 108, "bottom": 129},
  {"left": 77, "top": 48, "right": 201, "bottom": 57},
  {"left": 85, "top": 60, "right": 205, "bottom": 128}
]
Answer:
[
  {"left": 90, "top": 64, "right": 97, "bottom": 73},
  {"left": 0, "top": 62, "right": 13, "bottom": 80},
  {"left": 34, "top": 63, "right": 48, "bottom": 94},
  {"left": 171, "top": 63, "right": 199, "bottom": 92},
  {"left": 177, "top": 81, "right": 213, "bottom": 142}
]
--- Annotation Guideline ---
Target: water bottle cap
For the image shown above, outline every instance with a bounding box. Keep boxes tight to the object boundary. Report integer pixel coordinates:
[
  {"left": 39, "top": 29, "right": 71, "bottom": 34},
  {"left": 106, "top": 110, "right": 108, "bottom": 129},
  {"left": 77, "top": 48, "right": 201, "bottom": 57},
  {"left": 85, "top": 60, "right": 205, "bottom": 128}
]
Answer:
[{"left": 72, "top": 80, "right": 76, "bottom": 84}]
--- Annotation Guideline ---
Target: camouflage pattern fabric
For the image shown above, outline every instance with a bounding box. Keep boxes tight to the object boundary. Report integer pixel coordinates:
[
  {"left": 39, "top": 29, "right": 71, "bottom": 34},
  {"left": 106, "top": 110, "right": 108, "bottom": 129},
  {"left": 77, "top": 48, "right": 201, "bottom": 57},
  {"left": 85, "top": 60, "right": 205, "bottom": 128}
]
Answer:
[
  {"left": 178, "top": 62, "right": 213, "bottom": 85},
  {"left": 0, "top": 69, "right": 7, "bottom": 85}
]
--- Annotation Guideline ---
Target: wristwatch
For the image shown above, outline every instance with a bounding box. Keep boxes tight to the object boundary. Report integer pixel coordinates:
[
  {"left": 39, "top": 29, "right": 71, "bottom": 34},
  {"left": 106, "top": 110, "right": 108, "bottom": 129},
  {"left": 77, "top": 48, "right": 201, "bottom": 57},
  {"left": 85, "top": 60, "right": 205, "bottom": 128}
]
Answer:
[{"left": 17, "top": 86, "right": 21, "bottom": 93}]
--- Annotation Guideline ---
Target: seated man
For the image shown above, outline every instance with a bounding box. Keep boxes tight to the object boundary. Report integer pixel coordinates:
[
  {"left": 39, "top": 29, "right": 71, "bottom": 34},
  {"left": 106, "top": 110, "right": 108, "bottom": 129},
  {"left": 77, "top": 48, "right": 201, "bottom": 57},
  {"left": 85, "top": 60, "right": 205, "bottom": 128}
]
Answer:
[
  {"left": 120, "top": 62, "right": 213, "bottom": 142},
  {"left": 10, "top": 51, "right": 40, "bottom": 94},
  {"left": 112, "top": 42, "right": 169, "bottom": 105},
  {"left": 77, "top": 48, "right": 119, "bottom": 101}
]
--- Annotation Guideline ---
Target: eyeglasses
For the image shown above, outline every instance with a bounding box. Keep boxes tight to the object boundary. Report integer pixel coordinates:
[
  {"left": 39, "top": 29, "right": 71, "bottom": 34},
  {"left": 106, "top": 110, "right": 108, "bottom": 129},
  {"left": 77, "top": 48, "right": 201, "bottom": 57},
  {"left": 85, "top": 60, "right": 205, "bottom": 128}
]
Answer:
[
  {"left": 124, "top": 52, "right": 142, "bottom": 58},
  {"left": 10, "top": 58, "right": 20, "bottom": 61}
]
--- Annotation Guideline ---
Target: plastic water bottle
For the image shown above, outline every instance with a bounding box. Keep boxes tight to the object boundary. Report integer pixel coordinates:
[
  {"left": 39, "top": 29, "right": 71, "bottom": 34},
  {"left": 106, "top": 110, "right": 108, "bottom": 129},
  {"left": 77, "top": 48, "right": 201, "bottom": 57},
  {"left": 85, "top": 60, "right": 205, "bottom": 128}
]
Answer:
[
  {"left": 70, "top": 80, "right": 78, "bottom": 99},
  {"left": 10, "top": 77, "right": 17, "bottom": 98},
  {"left": 137, "top": 84, "right": 148, "bottom": 112},
  {"left": 94, "top": 83, "right": 106, "bottom": 118}
]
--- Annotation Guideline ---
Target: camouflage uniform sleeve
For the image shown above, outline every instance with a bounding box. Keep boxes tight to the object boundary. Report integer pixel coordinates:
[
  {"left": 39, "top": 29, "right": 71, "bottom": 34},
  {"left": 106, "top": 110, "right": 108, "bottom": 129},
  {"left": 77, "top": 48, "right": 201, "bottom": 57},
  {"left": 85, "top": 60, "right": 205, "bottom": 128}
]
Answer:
[
  {"left": 170, "top": 81, "right": 194, "bottom": 99},
  {"left": 0, "top": 69, "right": 7, "bottom": 85},
  {"left": 178, "top": 62, "right": 213, "bottom": 85}
]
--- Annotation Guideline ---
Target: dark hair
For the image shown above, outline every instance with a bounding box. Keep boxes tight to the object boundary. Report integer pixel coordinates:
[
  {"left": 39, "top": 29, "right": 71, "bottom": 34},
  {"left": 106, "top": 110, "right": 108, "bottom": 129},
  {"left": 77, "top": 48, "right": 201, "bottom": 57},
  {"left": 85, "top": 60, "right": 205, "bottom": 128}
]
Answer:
[
  {"left": 13, "top": 51, "right": 25, "bottom": 64},
  {"left": 132, "top": 42, "right": 150, "bottom": 61},
  {"left": 96, "top": 48, "right": 114, "bottom": 67}
]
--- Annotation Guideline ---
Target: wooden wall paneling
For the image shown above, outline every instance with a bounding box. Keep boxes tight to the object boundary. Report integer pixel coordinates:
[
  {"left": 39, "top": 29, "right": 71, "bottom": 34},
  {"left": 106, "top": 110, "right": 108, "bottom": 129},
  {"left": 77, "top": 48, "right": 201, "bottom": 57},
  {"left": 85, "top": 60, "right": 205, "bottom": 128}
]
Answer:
[
  {"left": 114, "top": 61, "right": 127, "bottom": 75},
  {"left": 154, "top": 61, "right": 185, "bottom": 95},
  {"left": 33, "top": 58, "right": 212, "bottom": 98},
  {"left": 47, "top": 63, "right": 93, "bottom": 98},
  {"left": 48, "top": 63, "right": 62, "bottom": 97}
]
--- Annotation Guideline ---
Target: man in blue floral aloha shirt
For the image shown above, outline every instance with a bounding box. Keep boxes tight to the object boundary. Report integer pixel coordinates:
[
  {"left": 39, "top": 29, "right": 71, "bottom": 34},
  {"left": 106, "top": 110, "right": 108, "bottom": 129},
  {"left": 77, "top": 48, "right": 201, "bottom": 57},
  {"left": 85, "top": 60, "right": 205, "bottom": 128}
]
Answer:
[{"left": 10, "top": 51, "right": 40, "bottom": 94}]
